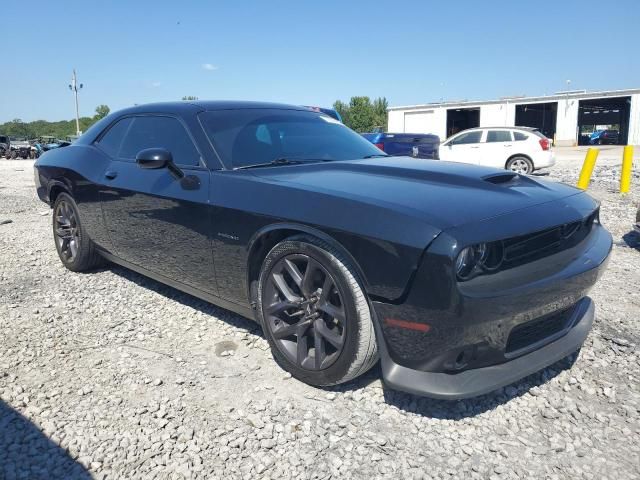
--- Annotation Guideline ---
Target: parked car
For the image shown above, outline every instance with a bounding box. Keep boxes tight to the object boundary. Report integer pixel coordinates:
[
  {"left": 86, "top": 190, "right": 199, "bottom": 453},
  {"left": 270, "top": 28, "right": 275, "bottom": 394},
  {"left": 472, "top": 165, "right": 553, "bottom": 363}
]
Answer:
[
  {"left": 634, "top": 205, "right": 640, "bottom": 235},
  {"left": 361, "top": 132, "right": 440, "bottom": 159},
  {"left": 34, "top": 101, "right": 612, "bottom": 399},
  {"left": 589, "top": 130, "right": 619, "bottom": 145},
  {"left": 7, "top": 140, "right": 31, "bottom": 159},
  {"left": 438, "top": 127, "right": 555, "bottom": 174}
]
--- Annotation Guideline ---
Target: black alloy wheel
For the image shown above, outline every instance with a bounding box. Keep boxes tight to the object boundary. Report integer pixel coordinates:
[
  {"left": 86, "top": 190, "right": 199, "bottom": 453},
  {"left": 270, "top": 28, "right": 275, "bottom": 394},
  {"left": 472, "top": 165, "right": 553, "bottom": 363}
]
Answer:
[
  {"left": 51, "top": 193, "right": 103, "bottom": 271},
  {"left": 54, "top": 198, "right": 80, "bottom": 263},
  {"left": 264, "top": 253, "right": 347, "bottom": 371},
  {"left": 257, "top": 236, "right": 379, "bottom": 387}
]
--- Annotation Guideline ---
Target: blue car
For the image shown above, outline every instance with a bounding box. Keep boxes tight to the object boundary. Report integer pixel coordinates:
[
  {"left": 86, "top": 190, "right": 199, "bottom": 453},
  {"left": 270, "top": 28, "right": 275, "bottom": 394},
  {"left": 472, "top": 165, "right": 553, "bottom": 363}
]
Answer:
[
  {"left": 361, "top": 131, "right": 440, "bottom": 159},
  {"left": 589, "top": 130, "right": 619, "bottom": 145}
]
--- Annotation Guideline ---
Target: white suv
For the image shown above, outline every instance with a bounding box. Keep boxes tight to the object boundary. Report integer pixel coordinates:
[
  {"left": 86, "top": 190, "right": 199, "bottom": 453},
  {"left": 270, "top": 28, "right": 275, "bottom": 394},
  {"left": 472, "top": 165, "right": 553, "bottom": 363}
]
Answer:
[{"left": 437, "top": 127, "right": 555, "bottom": 174}]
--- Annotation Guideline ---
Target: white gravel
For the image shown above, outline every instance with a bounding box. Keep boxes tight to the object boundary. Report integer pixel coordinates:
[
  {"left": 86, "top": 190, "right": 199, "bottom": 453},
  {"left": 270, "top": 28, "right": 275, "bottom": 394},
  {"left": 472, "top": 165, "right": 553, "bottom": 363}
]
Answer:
[{"left": 1, "top": 151, "right": 639, "bottom": 479}]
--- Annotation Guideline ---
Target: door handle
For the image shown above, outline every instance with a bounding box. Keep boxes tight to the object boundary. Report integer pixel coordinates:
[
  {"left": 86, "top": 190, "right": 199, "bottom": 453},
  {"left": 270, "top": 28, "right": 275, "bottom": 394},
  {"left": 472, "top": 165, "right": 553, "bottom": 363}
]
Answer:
[
  {"left": 504, "top": 144, "right": 513, "bottom": 147},
  {"left": 104, "top": 170, "right": 118, "bottom": 180},
  {"left": 471, "top": 146, "right": 480, "bottom": 149}
]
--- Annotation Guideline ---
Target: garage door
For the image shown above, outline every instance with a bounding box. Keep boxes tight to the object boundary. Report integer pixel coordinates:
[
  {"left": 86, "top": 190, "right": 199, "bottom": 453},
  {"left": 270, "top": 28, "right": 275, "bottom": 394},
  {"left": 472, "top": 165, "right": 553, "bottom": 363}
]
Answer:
[{"left": 404, "top": 111, "right": 433, "bottom": 133}]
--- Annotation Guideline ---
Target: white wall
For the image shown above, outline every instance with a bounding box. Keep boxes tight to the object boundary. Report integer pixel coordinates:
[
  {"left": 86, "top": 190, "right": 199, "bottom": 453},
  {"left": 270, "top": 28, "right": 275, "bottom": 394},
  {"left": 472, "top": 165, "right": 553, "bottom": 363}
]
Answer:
[
  {"left": 555, "top": 97, "right": 579, "bottom": 146},
  {"left": 387, "top": 110, "right": 404, "bottom": 132},
  {"left": 628, "top": 94, "right": 640, "bottom": 145},
  {"left": 480, "top": 103, "right": 515, "bottom": 127}
]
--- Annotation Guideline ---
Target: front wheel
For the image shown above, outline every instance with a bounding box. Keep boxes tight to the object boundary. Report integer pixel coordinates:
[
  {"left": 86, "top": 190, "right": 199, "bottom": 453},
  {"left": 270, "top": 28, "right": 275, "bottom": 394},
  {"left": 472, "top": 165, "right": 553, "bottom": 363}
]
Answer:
[
  {"left": 506, "top": 156, "right": 533, "bottom": 175},
  {"left": 256, "top": 235, "right": 378, "bottom": 386},
  {"left": 52, "top": 193, "right": 103, "bottom": 272}
]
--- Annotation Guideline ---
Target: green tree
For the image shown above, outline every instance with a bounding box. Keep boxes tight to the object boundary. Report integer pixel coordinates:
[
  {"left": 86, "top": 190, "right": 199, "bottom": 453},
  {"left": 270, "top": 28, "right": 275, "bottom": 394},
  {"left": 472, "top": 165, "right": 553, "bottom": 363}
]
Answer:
[
  {"left": 182, "top": 96, "right": 198, "bottom": 101},
  {"left": 332, "top": 96, "right": 388, "bottom": 132},
  {"left": 372, "top": 97, "right": 388, "bottom": 131},
  {"left": 4, "top": 119, "right": 31, "bottom": 138},
  {"left": 94, "top": 105, "right": 110, "bottom": 120}
]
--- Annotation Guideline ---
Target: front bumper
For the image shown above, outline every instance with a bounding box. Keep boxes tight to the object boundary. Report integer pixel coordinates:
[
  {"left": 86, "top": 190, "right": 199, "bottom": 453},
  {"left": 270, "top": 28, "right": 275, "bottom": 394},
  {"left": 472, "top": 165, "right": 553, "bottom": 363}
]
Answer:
[
  {"left": 373, "top": 193, "right": 611, "bottom": 399},
  {"left": 378, "top": 297, "right": 594, "bottom": 399}
]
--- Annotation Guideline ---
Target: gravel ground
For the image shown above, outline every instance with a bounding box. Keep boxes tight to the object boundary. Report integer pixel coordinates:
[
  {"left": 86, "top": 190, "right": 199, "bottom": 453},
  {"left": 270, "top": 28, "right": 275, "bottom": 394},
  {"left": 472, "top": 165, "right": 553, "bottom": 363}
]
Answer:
[{"left": 1, "top": 151, "right": 639, "bottom": 480}]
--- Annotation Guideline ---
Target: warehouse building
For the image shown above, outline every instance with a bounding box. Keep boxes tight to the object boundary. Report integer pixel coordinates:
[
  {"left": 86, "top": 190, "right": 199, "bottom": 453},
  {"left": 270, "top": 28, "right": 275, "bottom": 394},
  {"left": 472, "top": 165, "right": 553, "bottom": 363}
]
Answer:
[{"left": 387, "top": 88, "right": 640, "bottom": 146}]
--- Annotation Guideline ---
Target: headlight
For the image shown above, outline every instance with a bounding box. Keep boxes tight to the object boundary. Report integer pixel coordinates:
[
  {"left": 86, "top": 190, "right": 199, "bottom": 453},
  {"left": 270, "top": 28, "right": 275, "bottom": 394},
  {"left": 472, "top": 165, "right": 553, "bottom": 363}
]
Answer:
[
  {"left": 455, "top": 246, "right": 477, "bottom": 280},
  {"left": 455, "top": 242, "right": 504, "bottom": 281}
]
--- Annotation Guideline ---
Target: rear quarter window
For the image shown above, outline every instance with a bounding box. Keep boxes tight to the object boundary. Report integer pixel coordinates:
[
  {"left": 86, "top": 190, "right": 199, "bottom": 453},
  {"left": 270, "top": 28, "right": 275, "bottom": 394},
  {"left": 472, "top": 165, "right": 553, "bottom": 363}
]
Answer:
[{"left": 513, "top": 132, "right": 529, "bottom": 141}]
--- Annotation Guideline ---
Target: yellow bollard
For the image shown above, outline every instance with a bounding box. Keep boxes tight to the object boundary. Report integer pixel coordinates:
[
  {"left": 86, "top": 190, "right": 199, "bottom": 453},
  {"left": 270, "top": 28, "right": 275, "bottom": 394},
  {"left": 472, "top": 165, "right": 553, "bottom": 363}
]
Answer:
[
  {"left": 577, "top": 148, "right": 599, "bottom": 190},
  {"left": 620, "top": 145, "right": 634, "bottom": 194}
]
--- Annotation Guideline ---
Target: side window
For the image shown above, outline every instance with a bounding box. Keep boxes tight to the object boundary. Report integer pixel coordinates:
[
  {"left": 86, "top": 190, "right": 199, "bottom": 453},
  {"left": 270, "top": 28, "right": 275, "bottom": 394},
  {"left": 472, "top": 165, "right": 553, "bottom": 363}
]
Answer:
[
  {"left": 486, "top": 130, "right": 512, "bottom": 143},
  {"left": 513, "top": 132, "right": 528, "bottom": 141},
  {"left": 451, "top": 131, "right": 482, "bottom": 145},
  {"left": 119, "top": 116, "right": 201, "bottom": 166},
  {"left": 96, "top": 117, "right": 133, "bottom": 157}
]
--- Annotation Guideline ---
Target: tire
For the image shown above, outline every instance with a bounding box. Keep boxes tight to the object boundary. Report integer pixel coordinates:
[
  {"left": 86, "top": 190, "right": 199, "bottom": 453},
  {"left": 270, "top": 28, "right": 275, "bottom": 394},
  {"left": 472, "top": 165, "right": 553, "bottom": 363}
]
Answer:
[
  {"left": 506, "top": 156, "right": 533, "bottom": 174},
  {"left": 52, "top": 193, "right": 103, "bottom": 272},
  {"left": 256, "top": 235, "right": 378, "bottom": 386}
]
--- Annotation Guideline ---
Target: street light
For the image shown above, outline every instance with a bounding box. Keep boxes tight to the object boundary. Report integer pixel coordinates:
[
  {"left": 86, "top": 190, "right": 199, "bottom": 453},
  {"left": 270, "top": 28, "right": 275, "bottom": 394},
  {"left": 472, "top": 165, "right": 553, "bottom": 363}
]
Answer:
[{"left": 68, "top": 69, "right": 83, "bottom": 136}]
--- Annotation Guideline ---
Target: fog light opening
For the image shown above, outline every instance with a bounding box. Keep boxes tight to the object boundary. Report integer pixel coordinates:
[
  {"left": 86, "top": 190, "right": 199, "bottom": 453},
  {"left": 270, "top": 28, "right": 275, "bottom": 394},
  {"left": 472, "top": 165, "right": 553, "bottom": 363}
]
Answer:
[{"left": 454, "top": 350, "right": 469, "bottom": 370}]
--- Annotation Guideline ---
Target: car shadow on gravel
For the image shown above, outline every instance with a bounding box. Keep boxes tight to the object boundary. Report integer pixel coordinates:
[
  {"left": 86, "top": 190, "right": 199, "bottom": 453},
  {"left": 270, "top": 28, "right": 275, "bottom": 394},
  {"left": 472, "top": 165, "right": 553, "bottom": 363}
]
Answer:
[
  {"left": 378, "top": 352, "right": 579, "bottom": 419},
  {"left": 105, "top": 265, "right": 263, "bottom": 335},
  {"left": 0, "top": 400, "right": 92, "bottom": 479}
]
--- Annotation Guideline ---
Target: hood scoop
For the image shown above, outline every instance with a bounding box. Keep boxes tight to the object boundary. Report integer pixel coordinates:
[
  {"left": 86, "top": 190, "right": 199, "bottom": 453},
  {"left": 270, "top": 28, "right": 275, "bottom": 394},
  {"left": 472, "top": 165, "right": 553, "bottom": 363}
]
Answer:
[{"left": 482, "top": 172, "right": 519, "bottom": 185}]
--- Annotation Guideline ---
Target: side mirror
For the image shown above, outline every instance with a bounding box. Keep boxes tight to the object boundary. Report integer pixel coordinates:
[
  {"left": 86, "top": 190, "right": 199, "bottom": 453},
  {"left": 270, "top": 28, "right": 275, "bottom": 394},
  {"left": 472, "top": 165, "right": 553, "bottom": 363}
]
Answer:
[
  {"left": 136, "top": 148, "right": 172, "bottom": 169},
  {"left": 135, "top": 148, "right": 184, "bottom": 179}
]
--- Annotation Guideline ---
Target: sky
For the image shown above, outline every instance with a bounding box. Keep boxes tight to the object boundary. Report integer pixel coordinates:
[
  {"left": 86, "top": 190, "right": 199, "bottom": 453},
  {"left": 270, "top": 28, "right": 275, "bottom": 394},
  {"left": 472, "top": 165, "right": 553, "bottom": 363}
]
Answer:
[{"left": 2, "top": 0, "right": 639, "bottom": 123}]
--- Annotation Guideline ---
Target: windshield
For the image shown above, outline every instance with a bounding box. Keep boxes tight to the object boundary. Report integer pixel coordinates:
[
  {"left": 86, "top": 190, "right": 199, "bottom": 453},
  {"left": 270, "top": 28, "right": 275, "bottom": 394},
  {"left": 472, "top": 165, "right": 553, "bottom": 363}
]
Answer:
[{"left": 199, "top": 109, "right": 385, "bottom": 169}]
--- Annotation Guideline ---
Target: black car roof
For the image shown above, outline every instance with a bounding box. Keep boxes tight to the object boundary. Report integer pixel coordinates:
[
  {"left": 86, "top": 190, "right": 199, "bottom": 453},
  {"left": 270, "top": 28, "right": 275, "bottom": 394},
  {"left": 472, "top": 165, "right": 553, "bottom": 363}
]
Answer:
[{"left": 118, "top": 100, "right": 309, "bottom": 115}]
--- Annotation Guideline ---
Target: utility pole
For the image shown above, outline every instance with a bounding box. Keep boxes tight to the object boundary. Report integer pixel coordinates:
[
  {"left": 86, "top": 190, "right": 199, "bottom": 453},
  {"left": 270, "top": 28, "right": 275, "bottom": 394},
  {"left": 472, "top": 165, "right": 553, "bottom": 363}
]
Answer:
[{"left": 68, "top": 69, "right": 83, "bottom": 136}]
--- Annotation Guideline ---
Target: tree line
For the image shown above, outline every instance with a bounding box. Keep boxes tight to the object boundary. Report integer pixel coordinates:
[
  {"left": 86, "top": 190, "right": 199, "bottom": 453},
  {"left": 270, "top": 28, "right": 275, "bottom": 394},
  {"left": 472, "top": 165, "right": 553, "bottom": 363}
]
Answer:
[{"left": 0, "top": 105, "right": 110, "bottom": 140}]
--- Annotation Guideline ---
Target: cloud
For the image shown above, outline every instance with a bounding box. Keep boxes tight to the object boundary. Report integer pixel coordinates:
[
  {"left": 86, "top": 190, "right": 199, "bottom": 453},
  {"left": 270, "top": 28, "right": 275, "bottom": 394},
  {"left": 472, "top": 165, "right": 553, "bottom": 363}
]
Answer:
[
  {"left": 151, "top": 81, "right": 162, "bottom": 88},
  {"left": 202, "top": 63, "right": 218, "bottom": 71}
]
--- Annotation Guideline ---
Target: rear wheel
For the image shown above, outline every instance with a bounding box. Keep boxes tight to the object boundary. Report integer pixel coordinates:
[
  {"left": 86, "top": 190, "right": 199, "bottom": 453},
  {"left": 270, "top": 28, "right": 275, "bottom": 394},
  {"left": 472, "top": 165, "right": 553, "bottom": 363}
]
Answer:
[
  {"left": 256, "top": 235, "right": 378, "bottom": 386},
  {"left": 52, "top": 193, "right": 103, "bottom": 272},
  {"left": 506, "top": 156, "right": 533, "bottom": 174}
]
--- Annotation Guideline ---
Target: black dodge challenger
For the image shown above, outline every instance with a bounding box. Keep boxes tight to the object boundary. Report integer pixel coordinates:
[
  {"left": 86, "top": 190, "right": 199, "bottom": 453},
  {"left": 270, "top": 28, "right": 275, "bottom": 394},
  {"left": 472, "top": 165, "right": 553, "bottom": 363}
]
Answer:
[{"left": 34, "top": 101, "right": 612, "bottom": 399}]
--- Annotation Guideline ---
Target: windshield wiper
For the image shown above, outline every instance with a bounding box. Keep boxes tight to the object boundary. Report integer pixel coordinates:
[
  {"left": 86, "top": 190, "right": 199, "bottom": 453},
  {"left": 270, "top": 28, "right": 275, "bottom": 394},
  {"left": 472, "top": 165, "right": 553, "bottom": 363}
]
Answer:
[
  {"left": 234, "top": 158, "right": 327, "bottom": 170},
  {"left": 362, "top": 154, "right": 389, "bottom": 159}
]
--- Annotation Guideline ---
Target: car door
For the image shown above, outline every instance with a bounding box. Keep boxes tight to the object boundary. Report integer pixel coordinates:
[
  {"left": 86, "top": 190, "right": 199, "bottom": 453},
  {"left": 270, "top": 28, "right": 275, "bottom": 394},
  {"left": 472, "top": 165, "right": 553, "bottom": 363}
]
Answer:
[
  {"left": 97, "top": 114, "right": 217, "bottom": 294},
  {"left": 439, "top": 130, "right": 484, "bottom": 164},
  {"left": 480, "top": 130, "right": 514, "bottom": 168}
]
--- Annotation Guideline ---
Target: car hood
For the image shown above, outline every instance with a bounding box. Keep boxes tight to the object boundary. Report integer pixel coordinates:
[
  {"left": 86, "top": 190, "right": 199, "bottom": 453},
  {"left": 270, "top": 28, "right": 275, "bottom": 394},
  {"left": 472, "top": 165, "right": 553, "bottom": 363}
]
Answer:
[{"left": 250, "top": 156, "right": 584, "bottom": 230}]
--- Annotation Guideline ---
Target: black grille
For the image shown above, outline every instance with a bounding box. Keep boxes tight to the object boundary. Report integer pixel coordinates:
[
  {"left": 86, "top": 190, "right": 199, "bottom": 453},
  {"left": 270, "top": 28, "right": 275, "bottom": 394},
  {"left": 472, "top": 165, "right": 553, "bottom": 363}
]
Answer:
[
  {"left": 502, "top": 210, "right": 598, "bottom": 269},
  {"left": 506, "top": 306, "right": 574, "bottom": 353}
]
